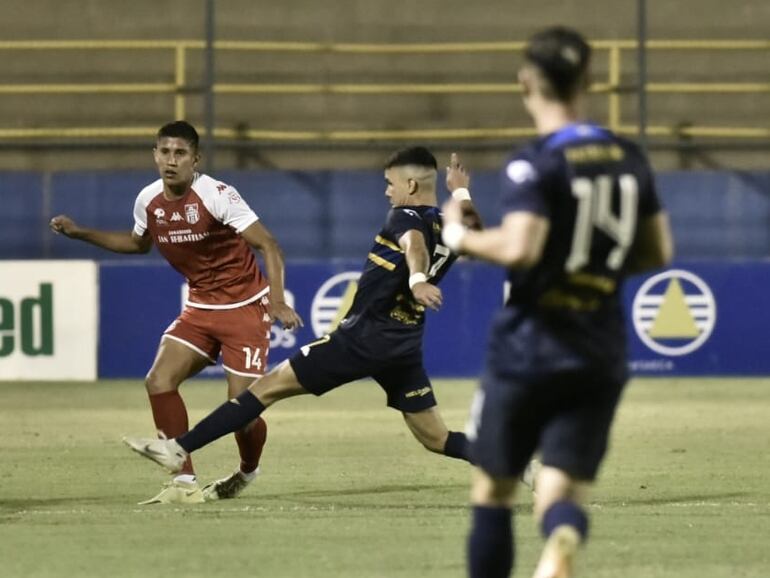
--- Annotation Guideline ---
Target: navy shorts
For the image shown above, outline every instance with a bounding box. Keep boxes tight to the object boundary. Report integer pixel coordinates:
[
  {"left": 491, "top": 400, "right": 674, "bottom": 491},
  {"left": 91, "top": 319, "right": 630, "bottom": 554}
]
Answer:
[
  {"left": 289, "top": 331, "right": 437, "bottom": 413},
  {"left": 468, "top": 368, "right": 626, "bottom": 481}
]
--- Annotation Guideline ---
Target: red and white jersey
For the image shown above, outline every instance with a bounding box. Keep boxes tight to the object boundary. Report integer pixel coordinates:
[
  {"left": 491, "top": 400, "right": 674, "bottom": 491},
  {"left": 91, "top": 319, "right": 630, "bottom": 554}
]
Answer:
[{"left": 133, "top": 173, "right": 269, "bottom": 309}]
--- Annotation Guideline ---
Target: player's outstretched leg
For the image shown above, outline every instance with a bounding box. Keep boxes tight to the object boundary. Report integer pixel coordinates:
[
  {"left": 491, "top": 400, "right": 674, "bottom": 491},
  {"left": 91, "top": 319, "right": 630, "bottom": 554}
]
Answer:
[{"left": 125, "top": 361, "right": 306, "bottom": 475}]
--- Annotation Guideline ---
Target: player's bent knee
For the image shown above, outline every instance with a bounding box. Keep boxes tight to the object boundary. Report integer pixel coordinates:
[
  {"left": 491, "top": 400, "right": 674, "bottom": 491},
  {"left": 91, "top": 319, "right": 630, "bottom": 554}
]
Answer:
[{"left": 144, "top": 370, "right": 179, "bottom": 395}]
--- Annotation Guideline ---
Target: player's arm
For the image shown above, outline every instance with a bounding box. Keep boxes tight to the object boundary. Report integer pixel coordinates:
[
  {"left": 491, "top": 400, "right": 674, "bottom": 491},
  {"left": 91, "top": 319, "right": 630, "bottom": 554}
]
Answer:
[
  {"left": 398, "top": 229, "right": 442, "bottom": 311},
  {"left": 441, "top": 201, "right": 549, "bottom": 268},
  {"left": 446, "top": 153, "right": 483, "bottom": 231},
  {"left": 240, "top": 221, "right": 303, "bottom": 329},
  {"left": 625, "top": 211, "right": 674, "bottom": 274},
  {"left": 49, "top": 215, "right": 152, "bottom": 254}
]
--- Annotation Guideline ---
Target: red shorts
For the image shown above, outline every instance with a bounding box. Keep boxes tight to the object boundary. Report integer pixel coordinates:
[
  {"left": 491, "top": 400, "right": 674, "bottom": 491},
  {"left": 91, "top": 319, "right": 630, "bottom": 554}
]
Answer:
[{"left": 162, "top": 299, "right": 271, "bottom": 377}]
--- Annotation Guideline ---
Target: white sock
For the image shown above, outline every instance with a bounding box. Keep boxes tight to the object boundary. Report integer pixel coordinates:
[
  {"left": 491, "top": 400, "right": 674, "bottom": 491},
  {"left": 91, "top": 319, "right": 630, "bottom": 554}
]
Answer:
[
  {"left": 239, "top": 467, "right": 260, "bottom": 481},
  {"left": 173, "top": 474, "right": 197, "bottom": 484}
]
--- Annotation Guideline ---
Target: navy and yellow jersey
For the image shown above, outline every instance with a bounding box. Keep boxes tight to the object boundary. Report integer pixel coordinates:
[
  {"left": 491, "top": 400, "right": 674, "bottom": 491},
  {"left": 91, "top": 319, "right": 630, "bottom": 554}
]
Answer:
[
  {"left": 501, "top": 123, "right": 661, "bottom": 378},
  {"left": 337, "top": 205, "right": 456, "bottom": 356}
]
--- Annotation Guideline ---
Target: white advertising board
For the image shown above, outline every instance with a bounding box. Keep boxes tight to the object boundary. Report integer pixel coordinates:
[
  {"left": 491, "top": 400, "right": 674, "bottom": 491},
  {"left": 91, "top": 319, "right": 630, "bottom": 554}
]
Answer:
[{"left": 0, "top": 261, "right": 98, "bottom": 380}]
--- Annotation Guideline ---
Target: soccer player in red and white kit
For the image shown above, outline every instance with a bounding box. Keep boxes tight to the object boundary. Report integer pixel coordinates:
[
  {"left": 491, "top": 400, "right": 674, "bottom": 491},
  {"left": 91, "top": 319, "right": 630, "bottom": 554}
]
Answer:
[{"left": 50, "top": 121, "right": 303, "bottom": 504}]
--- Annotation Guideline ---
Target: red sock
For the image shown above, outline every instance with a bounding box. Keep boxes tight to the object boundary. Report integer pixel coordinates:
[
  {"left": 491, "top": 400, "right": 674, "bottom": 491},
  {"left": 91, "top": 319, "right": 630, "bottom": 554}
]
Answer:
[
  {"left": 234, "top": 417, "right": 267, "bottom": 474},
  {"left": 148, "top": 390, "right": 195, "bottom": 475}
]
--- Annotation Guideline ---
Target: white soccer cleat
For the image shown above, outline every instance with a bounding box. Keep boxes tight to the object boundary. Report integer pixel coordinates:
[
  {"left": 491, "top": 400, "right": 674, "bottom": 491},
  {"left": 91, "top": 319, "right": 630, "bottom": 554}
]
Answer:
[
  {"left": 123, "top": 435, "right": 188, "bottom": 473},
  {"left": 137, "top": 479, "right": 204, "bottom": 505},
  {"left": 202, "top": 468, "right": 259, "bottom": 501},
  {"left": 532, "top": 525, "right": 581, "bottom": 578}
]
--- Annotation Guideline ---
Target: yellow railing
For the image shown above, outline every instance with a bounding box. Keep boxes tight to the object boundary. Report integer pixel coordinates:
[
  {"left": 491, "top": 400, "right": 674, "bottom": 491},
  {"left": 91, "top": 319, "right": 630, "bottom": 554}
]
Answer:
[{"left": 0, "top": 39, "right": 768, "bottom": 141}]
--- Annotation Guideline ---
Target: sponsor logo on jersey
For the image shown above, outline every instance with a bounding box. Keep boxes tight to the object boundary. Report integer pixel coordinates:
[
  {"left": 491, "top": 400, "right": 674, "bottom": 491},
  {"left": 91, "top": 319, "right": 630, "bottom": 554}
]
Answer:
[
  {"left": 184, "top": 203, "right": 200, "bottom": 224},
  {"left": 310, "top": 271, "right": 361, "bottom": 338},
  {"left": 632, "top": 269, "right": 716, "bottom": 356},
  {"left": 170, "top": 211, "right": 183, "bottom": 222},
  {"left": 154, "top": 208, "right": 166, "bottom": 224}
]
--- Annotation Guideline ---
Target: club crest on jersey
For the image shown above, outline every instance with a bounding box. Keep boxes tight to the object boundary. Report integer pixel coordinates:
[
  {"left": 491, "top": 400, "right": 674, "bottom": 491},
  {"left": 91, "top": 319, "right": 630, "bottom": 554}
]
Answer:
[{"left": 184, "top": 203, "right": 200, "bottom": 224}]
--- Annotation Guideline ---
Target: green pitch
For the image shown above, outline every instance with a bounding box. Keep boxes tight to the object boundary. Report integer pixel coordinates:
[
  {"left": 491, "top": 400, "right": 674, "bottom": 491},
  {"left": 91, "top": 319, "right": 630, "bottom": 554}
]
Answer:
[{"left": 1, "top": 378, "right": 768, "bottom": 578}]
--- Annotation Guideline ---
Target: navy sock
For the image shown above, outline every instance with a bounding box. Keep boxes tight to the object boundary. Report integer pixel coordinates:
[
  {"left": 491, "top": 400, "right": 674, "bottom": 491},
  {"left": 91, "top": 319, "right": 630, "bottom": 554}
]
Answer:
[
  {"left": 177, "top": 391, "right": 266, "bottom": 453},
  {"left": 541, "top": 500, "right": 589, "bottom": 541},
  {"left": 443, "top": 431, "right": 470, "bottom": 462},
  {"left": 467, "top": 506, "right": 514, "bottom": 578}
]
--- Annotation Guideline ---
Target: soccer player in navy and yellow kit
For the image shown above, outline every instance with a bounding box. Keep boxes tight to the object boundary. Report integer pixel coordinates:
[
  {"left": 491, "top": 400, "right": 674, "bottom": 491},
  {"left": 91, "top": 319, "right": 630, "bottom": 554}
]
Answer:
[
  {"left": 441, "top": 27, "right": 674, "bottom": 578},
  {"left": 124, "top": 146, "right": 482, "bottom": 469}
]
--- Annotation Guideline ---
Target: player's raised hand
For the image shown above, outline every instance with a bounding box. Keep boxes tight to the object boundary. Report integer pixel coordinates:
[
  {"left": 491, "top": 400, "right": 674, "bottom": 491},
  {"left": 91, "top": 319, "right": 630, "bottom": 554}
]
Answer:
[
  {"left": 268, "top": 301, "right": 304, "bottom": 331},
  {"left": 411, "top": 282, "right": 443, "bottom": 311},
  {"left": 49, "top": 215, "right": 81, "bottom": 238},
  {"left": 446, "top": 152, "right": 470, "bottom": 194}
]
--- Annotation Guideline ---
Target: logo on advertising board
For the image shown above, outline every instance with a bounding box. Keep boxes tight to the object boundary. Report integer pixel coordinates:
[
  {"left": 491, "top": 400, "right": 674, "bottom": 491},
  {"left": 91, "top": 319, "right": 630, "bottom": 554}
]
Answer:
[
  {"left": 310, "top": 272, "right": 361, "bottom": 338},
  {"left": 632, "top": 269, "right": 717, "bottom": 356},
  {"left": 0, "top": 261, "right": 97, "bottom": 380},
  {"left": 0, "top": 283, "right": 53, "bottom": 358}
]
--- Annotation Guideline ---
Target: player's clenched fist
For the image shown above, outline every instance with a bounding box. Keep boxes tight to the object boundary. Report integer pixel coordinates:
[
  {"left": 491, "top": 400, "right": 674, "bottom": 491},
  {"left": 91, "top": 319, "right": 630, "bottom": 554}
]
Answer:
[{"left": 49, "top": 215, "right": 81, "bottom": 238}]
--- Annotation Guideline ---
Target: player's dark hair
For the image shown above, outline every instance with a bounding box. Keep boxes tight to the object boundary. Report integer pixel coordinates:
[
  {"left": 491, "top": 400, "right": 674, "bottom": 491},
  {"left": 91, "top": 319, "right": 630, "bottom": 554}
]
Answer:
[
  {"left": 524, "top": 26, "right": 591, "bottom": 102},
  {"left": 157, "top": 120, "right": 200, "bottom": 151},
  {"left": 384, "top": 146, "right": 438, "bottom": 170}
]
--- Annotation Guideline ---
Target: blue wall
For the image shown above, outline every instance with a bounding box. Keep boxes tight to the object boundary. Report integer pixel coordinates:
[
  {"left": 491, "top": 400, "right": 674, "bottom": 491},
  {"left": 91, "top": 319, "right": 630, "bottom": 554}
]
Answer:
[
  {"left": 98, "top": 260, "right": 770, "bottom": 378},
  {"left": 2, "top": 169, "right": 769, "bottom": 260}
]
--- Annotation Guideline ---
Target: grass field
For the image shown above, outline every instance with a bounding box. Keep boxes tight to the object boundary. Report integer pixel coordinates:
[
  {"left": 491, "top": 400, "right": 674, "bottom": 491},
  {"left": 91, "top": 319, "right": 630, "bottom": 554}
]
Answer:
[{"left": 0, "top": 378, "right": 768, "bottom": 578}]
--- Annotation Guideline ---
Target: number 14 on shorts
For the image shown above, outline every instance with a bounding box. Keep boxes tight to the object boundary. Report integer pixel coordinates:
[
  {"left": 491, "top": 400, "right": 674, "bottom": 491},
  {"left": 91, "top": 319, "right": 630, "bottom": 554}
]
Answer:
[{"left": 242, "top": 347, "right": 262, "bottom": 370}]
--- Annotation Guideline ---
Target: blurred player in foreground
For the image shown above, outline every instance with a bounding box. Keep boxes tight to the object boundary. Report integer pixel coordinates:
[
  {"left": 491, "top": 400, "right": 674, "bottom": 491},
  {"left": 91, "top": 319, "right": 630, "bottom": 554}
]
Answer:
[
  {"left": 441, "top": 27, "right": 673, "bottom": 578},
  {"left": 50, "top": 121, "right": 302, "bottom": 504},
  {"left": 124, "top": 146, "right": 483, "bottom": 472}
]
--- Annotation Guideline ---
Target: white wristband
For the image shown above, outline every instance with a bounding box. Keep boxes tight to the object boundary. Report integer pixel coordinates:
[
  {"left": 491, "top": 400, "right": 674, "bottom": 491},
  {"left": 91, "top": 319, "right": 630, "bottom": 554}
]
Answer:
[
  {"left": 452, "top": 187, "right": 472, "bottom": 202},
  {"left": 442, "top": 222, "right": 467, "bottom": 252},
  {"left": 409, "top": 272, "right": 428, "bottom": 289}
]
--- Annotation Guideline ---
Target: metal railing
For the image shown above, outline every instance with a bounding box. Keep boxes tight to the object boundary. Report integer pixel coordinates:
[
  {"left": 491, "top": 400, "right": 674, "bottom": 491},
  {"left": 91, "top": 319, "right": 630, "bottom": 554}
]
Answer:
[{"left": 0, "top": 39, "right": 768, "bottom": 142}]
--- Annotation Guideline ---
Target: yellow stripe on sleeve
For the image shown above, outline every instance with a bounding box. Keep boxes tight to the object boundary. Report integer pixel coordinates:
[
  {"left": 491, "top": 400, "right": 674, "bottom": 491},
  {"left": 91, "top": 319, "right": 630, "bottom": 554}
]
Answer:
[
  {"left": 367, "top": 252, "right": 397, "bottom": 271},
  {"left": 375, "top": 235, "right": 403, "bottom": 253}
]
